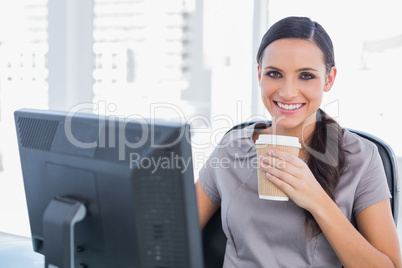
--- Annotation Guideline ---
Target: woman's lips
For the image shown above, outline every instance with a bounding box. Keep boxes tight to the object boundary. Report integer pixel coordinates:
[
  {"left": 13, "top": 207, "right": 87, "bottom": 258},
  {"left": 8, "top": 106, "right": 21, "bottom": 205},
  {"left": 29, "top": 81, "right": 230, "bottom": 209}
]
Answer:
[{"left": 274, "top": 101, "right": 305, "bottom": 113}]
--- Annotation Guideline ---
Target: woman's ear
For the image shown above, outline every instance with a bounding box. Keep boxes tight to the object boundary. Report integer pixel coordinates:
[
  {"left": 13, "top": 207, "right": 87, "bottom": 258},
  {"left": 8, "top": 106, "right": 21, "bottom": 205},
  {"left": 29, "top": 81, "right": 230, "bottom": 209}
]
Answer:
[
  {"left": 258, "top": 64, "right": 262, "bottom": 85},
  {"left": 324, "top": 66, "right": 337, "bottom": 92}
]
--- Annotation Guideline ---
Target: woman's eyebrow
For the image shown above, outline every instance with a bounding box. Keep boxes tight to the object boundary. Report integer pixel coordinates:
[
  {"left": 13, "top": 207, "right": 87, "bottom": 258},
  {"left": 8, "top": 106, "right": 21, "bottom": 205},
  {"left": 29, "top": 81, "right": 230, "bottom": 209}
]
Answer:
[
  {"left": 264, "top": 66, "right": 282, "bottom": 71},
  {"left": 297, "top": 67, "right": 319, "bottom": 72},
  {"left": 264, "top": 66, "right": 318, "bottom": 72}
]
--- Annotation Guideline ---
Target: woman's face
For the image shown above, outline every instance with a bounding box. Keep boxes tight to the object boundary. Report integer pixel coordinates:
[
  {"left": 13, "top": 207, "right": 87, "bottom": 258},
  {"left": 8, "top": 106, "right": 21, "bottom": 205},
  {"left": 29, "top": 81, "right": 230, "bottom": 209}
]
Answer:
[{"left": 258, "top": 38, "right": 336, "bottom": 135}]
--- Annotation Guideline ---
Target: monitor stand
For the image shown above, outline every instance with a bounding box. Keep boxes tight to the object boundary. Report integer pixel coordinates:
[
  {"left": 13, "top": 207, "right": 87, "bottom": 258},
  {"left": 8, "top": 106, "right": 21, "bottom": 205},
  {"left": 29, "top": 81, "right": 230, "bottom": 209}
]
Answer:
[{"left": 43, "top": 197, "right": 86, "bottom": 268}]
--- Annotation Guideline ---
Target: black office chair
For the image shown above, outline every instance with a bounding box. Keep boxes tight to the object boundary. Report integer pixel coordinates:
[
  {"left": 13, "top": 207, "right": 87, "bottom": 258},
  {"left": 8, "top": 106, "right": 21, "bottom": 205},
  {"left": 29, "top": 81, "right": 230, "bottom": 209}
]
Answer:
[{"left": 202, "top": 121, "right": 400, "bottom": 268}]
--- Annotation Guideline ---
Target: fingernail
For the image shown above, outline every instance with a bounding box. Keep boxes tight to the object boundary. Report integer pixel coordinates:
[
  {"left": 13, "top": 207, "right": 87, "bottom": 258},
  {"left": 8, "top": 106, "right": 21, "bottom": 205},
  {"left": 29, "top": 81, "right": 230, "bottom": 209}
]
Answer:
[{"left": 260, "top": 161, "right": 266, "bottom": 168}]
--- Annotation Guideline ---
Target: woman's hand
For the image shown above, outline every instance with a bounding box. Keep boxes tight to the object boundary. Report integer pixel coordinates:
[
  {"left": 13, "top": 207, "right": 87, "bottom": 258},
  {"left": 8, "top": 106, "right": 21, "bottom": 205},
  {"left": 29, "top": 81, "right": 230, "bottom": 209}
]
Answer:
[
  {"left": 259, "top": 149, "right": 329, "bottom": 212},
  {"left": 260, "top": 149, "right": 401, "bottom": 267}
]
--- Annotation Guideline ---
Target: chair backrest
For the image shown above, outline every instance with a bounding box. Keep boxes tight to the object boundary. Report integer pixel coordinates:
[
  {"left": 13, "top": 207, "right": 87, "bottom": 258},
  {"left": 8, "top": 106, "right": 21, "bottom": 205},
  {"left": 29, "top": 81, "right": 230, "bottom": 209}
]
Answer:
[{"left": 202, "top": 121, "right": 400, "bottom": 268}]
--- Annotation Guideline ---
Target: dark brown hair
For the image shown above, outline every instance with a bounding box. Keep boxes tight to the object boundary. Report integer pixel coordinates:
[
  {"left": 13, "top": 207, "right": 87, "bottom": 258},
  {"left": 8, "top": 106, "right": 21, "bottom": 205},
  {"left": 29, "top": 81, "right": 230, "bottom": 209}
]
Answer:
[
  {"left": 257, "top": 16, "right": 335, "bottom": 73},
  {"left": 257, "top": 16, "right": 346, "bottom": 237},
  {"left": 304, "top": 109, "right": 346, "bottom": 237}
]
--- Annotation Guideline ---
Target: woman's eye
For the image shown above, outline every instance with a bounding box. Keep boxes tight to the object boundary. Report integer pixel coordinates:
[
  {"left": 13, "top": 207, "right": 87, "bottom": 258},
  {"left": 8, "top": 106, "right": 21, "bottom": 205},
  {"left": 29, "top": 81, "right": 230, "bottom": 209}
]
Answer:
[
  {"left": 300, "top": 73, "right": 315, "bottom": 80},
  {"left": 267, "top": 71, "right": 282, "bottom": 78}
]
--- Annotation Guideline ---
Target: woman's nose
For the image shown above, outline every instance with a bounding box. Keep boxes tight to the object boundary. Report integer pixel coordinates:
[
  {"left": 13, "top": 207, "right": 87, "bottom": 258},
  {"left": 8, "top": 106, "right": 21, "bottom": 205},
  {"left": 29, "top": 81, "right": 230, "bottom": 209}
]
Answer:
[{"left": 279, "top": 80, "right": 298, "bottom": 100}]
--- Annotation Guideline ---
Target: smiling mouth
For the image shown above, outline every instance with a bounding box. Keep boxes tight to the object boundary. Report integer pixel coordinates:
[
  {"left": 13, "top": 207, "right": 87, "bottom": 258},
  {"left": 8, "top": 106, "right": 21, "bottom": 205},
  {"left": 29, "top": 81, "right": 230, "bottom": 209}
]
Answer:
[{"left": 274, "top": 101, "right": 305, "bottom": 110}]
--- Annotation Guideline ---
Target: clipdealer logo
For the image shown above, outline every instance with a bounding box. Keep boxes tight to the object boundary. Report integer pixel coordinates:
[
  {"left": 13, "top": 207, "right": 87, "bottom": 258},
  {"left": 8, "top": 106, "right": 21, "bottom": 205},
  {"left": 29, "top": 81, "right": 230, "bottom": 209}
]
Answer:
[
  {"left": 129, "top": 152, "right": 192, "bottom": 174},
  {"left": 62, "top": 99, "right": 342, "bottom": 167},
  {"left": 63, "top": 102, "right": 188, "bottom": 161}
]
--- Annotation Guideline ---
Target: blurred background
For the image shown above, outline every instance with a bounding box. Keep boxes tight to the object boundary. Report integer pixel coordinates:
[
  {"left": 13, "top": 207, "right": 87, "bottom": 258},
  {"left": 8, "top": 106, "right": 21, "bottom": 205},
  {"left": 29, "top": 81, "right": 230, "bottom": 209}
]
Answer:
[{"left": 0, "top": 0, "right": 401, "bottom": 238}]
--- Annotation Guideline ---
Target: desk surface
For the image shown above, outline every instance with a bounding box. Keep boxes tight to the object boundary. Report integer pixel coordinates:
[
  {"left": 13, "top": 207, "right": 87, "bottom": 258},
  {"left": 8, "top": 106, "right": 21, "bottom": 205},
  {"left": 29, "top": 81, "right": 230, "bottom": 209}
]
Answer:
[{"left": 0, "top": 232, "right": 44, "bottom": 267}]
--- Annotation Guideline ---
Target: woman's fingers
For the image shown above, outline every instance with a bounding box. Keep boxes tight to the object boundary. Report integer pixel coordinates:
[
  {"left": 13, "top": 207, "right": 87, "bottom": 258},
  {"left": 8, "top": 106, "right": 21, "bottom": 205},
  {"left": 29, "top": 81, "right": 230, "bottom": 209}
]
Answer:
[
  {"left": 259, "top": 149, "right": 305, "bottom": 180},
  {"left": 258, "top": 149, "right": 325, "bottom": 211},
  {"left": 266, "top": 149, "right": 305, "bottom": 168},
  {"left": 260, "top": 157, "right": 297, "bottom": 186},
  {"left": 264, "top": 170, "right": 296, "bottom": 196}
]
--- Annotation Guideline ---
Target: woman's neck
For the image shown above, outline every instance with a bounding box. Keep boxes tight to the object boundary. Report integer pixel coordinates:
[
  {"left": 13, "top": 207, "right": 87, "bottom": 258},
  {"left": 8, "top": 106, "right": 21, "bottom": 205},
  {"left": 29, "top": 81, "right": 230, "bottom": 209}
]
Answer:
[
  {"left": 269, "top": 113, "right": 317, "bottom": 158},
  {"left": 271, "top": 119, "right": 316, "bottom": 144}
]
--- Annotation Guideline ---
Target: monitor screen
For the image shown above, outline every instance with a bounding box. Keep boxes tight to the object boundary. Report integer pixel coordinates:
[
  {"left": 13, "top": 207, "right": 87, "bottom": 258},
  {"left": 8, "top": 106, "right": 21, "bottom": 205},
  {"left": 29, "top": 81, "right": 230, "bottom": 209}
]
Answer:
[{"left": 14, "top": 108, "right": 203, "bottom": 268}]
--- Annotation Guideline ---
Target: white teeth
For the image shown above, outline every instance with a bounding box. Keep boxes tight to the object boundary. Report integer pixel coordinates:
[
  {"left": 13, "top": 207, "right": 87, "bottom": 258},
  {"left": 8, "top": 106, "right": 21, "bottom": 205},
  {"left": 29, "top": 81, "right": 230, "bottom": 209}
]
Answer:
[{"left": 277, "top": 102, "right": 303, "bottom": 110}]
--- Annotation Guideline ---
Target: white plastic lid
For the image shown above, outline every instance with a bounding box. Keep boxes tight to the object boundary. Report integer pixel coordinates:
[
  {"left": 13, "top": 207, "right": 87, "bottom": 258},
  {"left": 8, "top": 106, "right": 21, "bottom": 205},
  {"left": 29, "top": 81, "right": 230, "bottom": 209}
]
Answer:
[{"left": 255, "top": 134, "right": 301, "bottom": 148}]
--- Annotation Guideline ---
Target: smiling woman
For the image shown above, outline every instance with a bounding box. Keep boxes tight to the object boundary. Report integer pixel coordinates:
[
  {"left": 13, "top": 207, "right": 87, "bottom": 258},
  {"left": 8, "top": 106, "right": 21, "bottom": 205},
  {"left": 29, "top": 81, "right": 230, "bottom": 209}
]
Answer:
[
  {"left": 196, "top": 16, "right": 402, "bottom": 268},
  {"left": 257, "top": 38, "right": 335, "bottom": 138}
]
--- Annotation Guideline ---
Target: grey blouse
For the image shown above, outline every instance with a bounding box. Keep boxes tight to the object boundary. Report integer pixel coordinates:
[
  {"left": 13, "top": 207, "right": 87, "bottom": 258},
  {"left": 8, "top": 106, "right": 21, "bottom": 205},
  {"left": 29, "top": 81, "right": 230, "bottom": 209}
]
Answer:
[{"left": 199, "top": 123, "right": 391, "bottom": 267}]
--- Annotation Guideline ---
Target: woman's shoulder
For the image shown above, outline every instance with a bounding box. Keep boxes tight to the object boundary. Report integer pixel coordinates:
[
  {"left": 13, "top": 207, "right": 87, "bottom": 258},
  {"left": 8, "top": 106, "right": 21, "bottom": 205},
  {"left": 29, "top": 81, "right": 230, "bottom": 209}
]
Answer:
[
  {"left": 341, "top": 129, "right": 391, "bottom": 217},
  {"left": 222, "top": 122, "right": 270, "bottom": 141},
  {"left": 342, "top": 128, "right": 378, "bottom": 156},
  {"left": 216, "top": 122, "right": 269, "bottom": 156},
  {"left": 341, "top": 128, "right": 385, "bottom": 176}
]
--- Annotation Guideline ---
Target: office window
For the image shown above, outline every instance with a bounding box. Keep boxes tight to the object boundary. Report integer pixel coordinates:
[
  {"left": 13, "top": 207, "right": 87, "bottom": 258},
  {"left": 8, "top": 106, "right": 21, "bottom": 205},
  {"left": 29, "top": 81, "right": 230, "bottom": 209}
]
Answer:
[
  {"left": 0, "top": 0, "right": 257, "bottom": 237},
  {"left": 0, "top": 0, "right": 49, "bottom": 236},
  {"left": 92, "top": 0, "right": 200, "bottom": 116}
]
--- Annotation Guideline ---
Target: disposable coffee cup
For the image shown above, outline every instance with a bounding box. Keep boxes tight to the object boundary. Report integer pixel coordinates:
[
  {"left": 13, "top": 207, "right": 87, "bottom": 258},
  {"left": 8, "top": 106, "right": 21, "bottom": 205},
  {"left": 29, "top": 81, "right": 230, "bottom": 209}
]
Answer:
[{"left": 256, "top": 135, "right": 301, "bottom": 201}]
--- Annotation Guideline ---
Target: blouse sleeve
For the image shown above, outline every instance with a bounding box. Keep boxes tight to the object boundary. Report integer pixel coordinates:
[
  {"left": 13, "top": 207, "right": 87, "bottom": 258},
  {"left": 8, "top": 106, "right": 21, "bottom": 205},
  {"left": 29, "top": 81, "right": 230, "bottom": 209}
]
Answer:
[
  {"left": 198, "top": 146, "right": 222, "bottom": 206},
  {"left": 353, "top": 144, "right": 392, "bottom": 217}
]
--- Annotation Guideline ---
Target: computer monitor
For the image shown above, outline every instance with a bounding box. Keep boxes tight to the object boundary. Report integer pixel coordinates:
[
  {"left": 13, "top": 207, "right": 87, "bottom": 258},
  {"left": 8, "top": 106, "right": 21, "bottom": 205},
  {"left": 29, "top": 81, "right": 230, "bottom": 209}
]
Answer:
[{"left": 14, "top": 108, "right": 204, "bottom": 268}]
